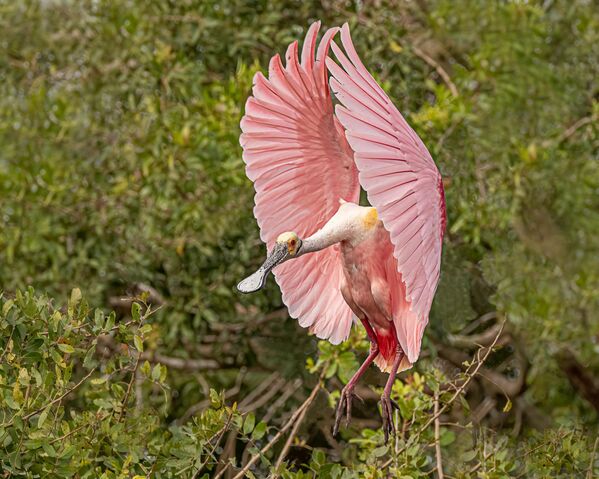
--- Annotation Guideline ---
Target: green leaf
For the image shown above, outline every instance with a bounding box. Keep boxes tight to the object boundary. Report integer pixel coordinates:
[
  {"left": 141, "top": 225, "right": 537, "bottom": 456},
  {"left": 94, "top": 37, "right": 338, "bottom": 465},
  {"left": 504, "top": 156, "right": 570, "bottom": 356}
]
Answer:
[
  {"left": 440, "top": 429, "right": 456, "bottom": 446},
  {"left": 243, "top": 412, "right": 255, "bottom": 435},
  {"left": 209, "top": 389, "right": 222, "bottom": 409},
  {"left": 2, "top": 299, "right": 14, "bottom": 316},
  {"left": 373, "top": 445, "right": 389, "bottom": 457},
  {"left": 58, "top": 343, "right": 75, "bottom": 354},
  {"left": 17, "top": 368, "right": 30, "bottom": 386},
  {"left": 312, "top": 449, "right": 326, "bottom": 465},
  {"left": 104, "top": 311, "right": 115, "bottom": 331},
  {"left": 151, "top": 364, "right": 161, "bottom": 381},
  {"left": 37, "top": 406, "right": 51, "bottom": 428},
  {"left": 131, "top": 302, "right": 141, "bottom": 322},
  {"left": 461, "top": 449, "right": 478, "bottom": 462},
  {"left": 252, "top": 421, "right": 267, "bottom": 440},
  {"left": 83, "top": 347, "right": 97, "bottom": 370},
  {"left": 325, "top": 362, "right": 337, "bottom": 379},
  {"left": 133, "top": 335, "right": 144, "bottom": 352},
  {"left": 159, "top": 364, "right": 167, "bottom": 382},
  {"left": 139, "top": 323, "right": 152, "bottom": 335}
]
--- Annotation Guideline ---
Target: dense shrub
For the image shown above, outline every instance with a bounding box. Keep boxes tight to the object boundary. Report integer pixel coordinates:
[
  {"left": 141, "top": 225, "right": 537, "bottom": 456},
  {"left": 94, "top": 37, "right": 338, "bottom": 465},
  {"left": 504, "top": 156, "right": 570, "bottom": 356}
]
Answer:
[{"left": 0, "top": 0, "right": 597, "bottom": 477}]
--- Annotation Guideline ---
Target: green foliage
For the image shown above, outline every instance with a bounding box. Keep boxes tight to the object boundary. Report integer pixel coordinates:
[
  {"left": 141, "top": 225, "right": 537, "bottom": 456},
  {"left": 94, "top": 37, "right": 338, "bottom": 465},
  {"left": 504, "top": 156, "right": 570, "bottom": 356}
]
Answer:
[{"left": 0, "top": 0, "right": 598, "bottom": 477}]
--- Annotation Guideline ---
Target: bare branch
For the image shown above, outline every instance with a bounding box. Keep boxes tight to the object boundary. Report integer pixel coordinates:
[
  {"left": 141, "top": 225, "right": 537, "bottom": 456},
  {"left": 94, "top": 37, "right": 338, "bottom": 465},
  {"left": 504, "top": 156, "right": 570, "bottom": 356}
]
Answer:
[
  {"left": 587, "top": 436, "right": 599, "bottom": 479},
  {"left": 273, "top": 390, "right": 312, "bottom": 473},
  {"left": 232, "top": 377, "right": 323, "bottom": 479},
  {"left": 191, "top": 412, "right": 234, "bottom": 479},
  {"left": 434, "top": 391, "right": 444, "bottom": 479},
  {"left": 412, "top": 45, "right": 458, "bottom": 97},
  {"left": 557, "top": 348, "right": 599, "bottom": 413},
  {"left": 381, "top": 319, "right": 506, "bottom": 469},
  {"left": 541, "top": 114, "right": 596, "bottom": 148}
]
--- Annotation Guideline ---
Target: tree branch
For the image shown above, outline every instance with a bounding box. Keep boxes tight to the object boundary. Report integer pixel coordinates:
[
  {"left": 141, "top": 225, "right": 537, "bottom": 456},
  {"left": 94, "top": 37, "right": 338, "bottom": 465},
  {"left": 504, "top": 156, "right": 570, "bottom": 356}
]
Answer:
[
  {"left": 382, "top": 319, "right": 506, "bottom": 469},
  {"left": 557, "top": 348, "right": 599, "bottom": 413},
  {"left": 434, "top": 391, "right": 445, "bottom": 479},
  {"left": 412, "top": 45, "right": 459, "bottom": 97},
  {"left": 232, "top": 377, "right": 323, "bottom": 479}
]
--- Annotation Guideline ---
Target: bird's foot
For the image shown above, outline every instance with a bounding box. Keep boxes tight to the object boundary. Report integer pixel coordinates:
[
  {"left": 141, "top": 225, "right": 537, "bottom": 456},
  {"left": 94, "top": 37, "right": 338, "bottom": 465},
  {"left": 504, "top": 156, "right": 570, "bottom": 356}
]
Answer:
[
  {"left": 333, "top": 385, "right": 362, "bottom": 436},
  {"left": 380, "top": 394, "right": 399, "bottom": 444}
]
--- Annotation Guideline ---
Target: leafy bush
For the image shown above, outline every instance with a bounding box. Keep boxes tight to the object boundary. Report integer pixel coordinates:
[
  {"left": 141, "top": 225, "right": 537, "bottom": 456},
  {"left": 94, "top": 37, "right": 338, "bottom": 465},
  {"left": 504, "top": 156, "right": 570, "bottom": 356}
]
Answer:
[{"left": 0, "top": 0, "right": 598, "bottom": 477}]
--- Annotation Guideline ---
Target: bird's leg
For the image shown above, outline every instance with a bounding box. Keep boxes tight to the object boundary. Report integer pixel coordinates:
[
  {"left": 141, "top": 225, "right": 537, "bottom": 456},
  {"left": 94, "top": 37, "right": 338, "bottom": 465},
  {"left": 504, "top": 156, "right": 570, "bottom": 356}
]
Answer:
[
  {"left": 333, "top": 318, "right": 379, "bottom": 436},
  {"left": 380, "top": 346, "right": 404, "bottom": 444}
]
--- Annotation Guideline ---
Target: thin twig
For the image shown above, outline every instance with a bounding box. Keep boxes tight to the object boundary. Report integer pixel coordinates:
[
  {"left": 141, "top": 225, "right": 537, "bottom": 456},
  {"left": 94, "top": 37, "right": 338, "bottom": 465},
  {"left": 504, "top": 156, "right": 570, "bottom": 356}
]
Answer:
[
  {"left": 118, "top": 352, "right": 142, "bottom": 422},
  {"left": 232, "top": 377, "right": 323, "bottom": 479},
  {"left": 0, "top": 325, "right": 15, "bottom": 364},
  {"left": 262, "top": 379, "right": 303, "bottom": 423},
  {"left": 238, "top": 372, "right": 281, "bottom": 411},
  {"left": 420, "top": 319, "right": 505, "bottom": 433},
  {"left": 541, "top": 115, "right": 595, "bottom": 148},
  {"left": 412, "top": 45, "right": 459, "bottom": 97},
  {"left": 191, "top": 412, "right": 234, "bottom": 479},
  {"left": 272, "top": 394, "right": 311, "bottom": 474},
  {"left": 241, "top": 376, "right": 287, "bottom": 413},
  {"left": 135, "top": 367, "right": 143, "bottom": 413},
  {"left": 381, "top": 319, "right": 506, "bottom": 469},
  {"left": 434, "top": 391, "right": 444, "bottom": 479},
  {"left": 19, "top": 367, "right": 96, "bottom": 424},
  {"left": 587, "top": 436, "right": 599, "bottom": 479},
  {"left": 49, "top": 412, "right": 111, "bottom": 445}
]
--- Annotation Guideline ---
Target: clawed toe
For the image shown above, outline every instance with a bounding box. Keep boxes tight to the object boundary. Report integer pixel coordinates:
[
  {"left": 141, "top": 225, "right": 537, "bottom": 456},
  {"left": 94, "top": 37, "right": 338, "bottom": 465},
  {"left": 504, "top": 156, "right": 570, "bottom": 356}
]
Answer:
[
  {"left": 380, "top": 395, "right": 397, "bottom": 444},
  {"left": 333, "top": 387, "right": 356, "bottom": 436}
]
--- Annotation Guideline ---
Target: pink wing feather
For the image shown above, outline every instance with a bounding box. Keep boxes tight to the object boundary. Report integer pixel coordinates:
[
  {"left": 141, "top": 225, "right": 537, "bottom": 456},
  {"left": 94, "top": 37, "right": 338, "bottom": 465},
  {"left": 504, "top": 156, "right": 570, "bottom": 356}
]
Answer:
[
  {"left": 239, "top": 22, "right": 360, "bottom": 344},
  {"left": 327, "top": 24, "right": 446, "bottom": 363}
]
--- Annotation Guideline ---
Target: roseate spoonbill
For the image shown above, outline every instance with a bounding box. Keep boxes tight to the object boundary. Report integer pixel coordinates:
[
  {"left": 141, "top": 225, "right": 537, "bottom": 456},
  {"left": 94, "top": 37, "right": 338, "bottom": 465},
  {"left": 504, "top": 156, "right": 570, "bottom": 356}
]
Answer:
[{"left": 237, "top": 22, "right": 446, "bottom": 440}]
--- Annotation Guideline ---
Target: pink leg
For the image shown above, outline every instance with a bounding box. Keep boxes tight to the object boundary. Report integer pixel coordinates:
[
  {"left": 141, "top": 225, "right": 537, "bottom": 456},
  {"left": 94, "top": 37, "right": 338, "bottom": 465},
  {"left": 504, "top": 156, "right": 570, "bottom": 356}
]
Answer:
[
  {"left": 380, "top": 346, "right": 404, "bottom": 444},
  {"left": 333, "top": 318, "right": 379, "bottom": 436}
]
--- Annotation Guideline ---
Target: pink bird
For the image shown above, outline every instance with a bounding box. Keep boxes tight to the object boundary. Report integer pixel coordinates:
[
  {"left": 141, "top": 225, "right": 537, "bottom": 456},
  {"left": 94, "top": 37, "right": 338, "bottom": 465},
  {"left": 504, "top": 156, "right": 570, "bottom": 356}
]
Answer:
[{"left": 237, "top": 22, "right": 446, "bottom": 440}]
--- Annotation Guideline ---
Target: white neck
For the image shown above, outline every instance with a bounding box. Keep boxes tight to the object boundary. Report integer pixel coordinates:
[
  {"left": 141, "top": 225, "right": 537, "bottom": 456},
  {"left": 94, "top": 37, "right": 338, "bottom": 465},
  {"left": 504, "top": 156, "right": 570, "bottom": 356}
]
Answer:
[
  {"left": 297, "top": 202, "right": 373, "bottom": 256},
  {"left": 299, "top": 227, "right": 345, "bottom": 255}
]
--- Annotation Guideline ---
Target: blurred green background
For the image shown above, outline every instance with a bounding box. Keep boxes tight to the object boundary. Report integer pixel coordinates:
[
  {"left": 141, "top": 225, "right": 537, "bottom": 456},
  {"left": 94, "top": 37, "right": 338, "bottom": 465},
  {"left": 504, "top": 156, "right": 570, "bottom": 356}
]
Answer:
[{"left": 0, "top": 0, "right": 597, "bottom": 477}]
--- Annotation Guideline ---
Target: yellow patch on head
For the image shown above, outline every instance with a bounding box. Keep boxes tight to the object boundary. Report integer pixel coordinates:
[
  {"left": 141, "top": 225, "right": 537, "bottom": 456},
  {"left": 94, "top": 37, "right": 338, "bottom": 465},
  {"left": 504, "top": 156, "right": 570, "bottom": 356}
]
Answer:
[
  {"left": 276, "top": 231, "right": 300, "bottom": 255},
  {"left": 362, "top": 207, "right": 379, "bottom": 229}
]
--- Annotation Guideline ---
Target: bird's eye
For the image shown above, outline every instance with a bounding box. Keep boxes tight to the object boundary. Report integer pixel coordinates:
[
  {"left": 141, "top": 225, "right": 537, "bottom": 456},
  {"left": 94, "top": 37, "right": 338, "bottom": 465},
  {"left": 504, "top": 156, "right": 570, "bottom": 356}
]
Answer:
[{"left": 290, "top": 239, "right": 296, "bottom": 247}]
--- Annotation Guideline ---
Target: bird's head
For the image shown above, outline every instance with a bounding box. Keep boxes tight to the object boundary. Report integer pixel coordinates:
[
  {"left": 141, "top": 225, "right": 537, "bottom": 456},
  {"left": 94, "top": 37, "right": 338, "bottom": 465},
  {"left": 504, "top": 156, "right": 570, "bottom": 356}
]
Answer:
[
  {"left": 237, "top": 231, "right": 302, "bottom": 294},
  {"left": 275, "top": 231, "right": 302, "bottom": 257}
]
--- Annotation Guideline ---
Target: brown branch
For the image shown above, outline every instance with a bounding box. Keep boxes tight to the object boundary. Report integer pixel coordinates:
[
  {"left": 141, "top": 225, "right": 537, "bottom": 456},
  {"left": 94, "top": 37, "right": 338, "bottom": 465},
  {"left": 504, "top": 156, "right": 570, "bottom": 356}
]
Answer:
[
  {"left": 96, "top": 334, "right": 221, "bottom": 370},
  {"left": 541, "top": 115, "right": 595, "bottom": 148},
  {"left": 49, "top": 412, "right": 110, "bottom": 445},
  {"left": 381, "top": 319, "right": 506, "bottom": 469},
  {"left": 240, "top": 376, "right": 287, "bottom": 413},
  {"left": 272, "top": 390, "right": 312, "bottom": 474},
  {"left": 433, "top": 391, "right": 445, "bottom": 479},
  {"left": 588, "top": 436, "right": 599, "bottom": 479},
  {"left": 1, "top": 367, "right": 97, "bottom": 428},
  {"left": 191, "top": 412, "right": 234, "bottom": 479},
  {"left": 232, "top": 378, "right": 323, "bottom": 479},
  {"left": 213, "top": 431, "right": 237, "bottom": 479},
  {"left": 118, "top": 352, "right": 142, "bottom": 421},
  {"left": 141, "top": 351, "right": 220, "bottom": 371},
  {"left": 557, "top": 348, "right": 599, "bottom": 413},
  {"left": 262, "top": 379, "right": 303, "bottom": 423},
  {"left": 238, "top": 372, "right": 281, "bottom": 411},
  {"left": 447, "top": 323, "right": 504, "bottom": 349},
  {"left": 412, "top": 45, "right": 458, "bottom": 97}
]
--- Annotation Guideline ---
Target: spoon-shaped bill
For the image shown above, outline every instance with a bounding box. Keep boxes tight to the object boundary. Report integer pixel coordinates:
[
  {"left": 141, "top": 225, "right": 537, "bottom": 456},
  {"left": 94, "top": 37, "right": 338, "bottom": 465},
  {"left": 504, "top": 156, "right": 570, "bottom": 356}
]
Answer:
[{"left": 237, "top": 243, "right": 289, "bottom": 294}]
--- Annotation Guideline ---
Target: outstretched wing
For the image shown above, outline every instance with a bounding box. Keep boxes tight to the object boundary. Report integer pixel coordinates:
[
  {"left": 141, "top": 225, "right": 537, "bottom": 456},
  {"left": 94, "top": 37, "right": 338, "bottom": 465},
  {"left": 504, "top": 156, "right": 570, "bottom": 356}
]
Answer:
[
  {"left": 240, "top": 22, "right": 360, "bottom": 344},
  {"left": 327, "top": 24, "right": 446, "bottom": 362}
]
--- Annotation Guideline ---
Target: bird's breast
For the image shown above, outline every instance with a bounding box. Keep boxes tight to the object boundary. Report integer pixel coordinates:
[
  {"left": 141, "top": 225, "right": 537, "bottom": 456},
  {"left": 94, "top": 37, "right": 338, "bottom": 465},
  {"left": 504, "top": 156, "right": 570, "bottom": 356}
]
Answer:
[{"left": 339, "top": 222, "right": 393, "bottom": 329}]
